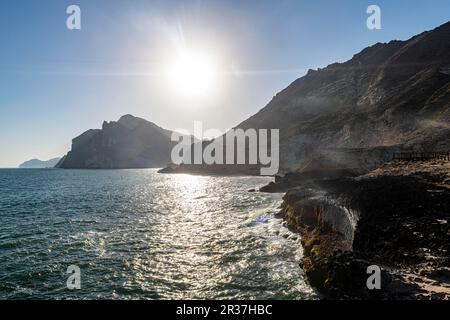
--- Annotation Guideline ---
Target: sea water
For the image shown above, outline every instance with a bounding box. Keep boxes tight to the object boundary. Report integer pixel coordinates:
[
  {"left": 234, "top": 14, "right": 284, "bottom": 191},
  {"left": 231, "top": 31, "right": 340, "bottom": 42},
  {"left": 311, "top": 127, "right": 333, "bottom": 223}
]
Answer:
[{"left": 0, "top": 169, "right": 316, "bottom": 299}]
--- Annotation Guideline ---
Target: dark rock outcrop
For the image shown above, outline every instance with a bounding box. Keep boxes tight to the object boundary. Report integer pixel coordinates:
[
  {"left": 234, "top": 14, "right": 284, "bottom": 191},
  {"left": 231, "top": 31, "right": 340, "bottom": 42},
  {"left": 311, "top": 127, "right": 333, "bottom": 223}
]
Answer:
[
  {"left": 274, "top": 160, "right": 450, "bottom": 299},
  {"left": 58, "top": 115, "right": 177, "bottom": 169}
]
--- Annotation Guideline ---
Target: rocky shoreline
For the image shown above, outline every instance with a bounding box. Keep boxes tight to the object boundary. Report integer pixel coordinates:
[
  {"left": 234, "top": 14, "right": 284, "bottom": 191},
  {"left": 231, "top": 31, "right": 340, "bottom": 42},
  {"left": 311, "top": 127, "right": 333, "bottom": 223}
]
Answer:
[{"left": 263, "top": 160, "right": 450, "bottom": 299}]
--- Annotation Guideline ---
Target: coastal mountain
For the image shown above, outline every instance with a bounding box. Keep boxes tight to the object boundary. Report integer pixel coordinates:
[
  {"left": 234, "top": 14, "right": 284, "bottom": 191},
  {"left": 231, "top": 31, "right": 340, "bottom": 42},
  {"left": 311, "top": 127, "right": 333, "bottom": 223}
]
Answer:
[
  {"left": 238, "top": 21, "right": 450, "bottom": 173},
  {"left": 164, "top": 21, "right": 450, "bottom": 175},
  {"left": 19, "top": 157, "right": 61, "bottom": 168},
  {"left": 57, "top": 115, "right": 176, "bottom": 169}
]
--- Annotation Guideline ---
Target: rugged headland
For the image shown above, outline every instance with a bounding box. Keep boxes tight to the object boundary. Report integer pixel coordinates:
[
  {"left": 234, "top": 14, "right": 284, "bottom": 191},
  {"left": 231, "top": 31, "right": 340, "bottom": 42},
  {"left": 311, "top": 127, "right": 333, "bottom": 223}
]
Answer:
[
  {"left": 57, "top": 115, "right": 177, "bottom": 169},
  {"left": 263, "top": 159, "right": 450, "bottom": 299}
]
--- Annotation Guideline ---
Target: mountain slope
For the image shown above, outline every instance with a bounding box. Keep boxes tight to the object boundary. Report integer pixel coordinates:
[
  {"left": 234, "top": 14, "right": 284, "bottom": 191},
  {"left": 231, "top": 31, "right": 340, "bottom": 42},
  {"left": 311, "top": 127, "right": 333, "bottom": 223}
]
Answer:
[
  {"left": 57, "top": 115, "right": 175, "bottom": 169},
  {"left": 235, "top": 21, "right": 450, "bottom": 173}
]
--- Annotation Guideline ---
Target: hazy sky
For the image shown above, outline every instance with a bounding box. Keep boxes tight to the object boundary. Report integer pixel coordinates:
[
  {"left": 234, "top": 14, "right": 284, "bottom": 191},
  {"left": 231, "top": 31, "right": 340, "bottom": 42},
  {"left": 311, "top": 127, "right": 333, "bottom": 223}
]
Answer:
[{"left": 0, "top": 0, "right": 449, "bottom": 167}]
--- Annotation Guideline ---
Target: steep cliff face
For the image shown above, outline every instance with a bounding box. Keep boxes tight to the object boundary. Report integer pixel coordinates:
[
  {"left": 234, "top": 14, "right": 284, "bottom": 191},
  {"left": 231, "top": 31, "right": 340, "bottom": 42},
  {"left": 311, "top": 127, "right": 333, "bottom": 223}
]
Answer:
[
  {"left": 235, "top": 21, "right": 450, "bottom": 173},
  {"left": 58, "top": 115, "right": 175, "bottom": 169},
  {"left": 276, "top": 160, "right": 450, "bottom": 299}
]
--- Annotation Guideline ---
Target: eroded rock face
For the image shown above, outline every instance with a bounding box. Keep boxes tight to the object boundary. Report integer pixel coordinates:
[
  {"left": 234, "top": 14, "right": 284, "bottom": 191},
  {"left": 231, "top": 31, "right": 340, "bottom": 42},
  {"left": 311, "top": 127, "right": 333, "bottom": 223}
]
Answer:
[
  {"left": 281, "top": 187, "right": 357, "bottom": 243},
  {"left": 278, "top": 185, "right": 358, "bottom": 296}
]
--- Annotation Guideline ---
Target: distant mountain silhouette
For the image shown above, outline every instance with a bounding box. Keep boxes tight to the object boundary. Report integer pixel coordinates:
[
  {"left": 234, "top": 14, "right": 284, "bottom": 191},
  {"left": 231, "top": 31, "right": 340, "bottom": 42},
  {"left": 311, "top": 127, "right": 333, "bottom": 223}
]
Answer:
[
  {"left": 19, "top": 157, "right": 61, "bottom": 168},
  {"left": 57, "top": 115, "right": 178, "bottom": 169}
]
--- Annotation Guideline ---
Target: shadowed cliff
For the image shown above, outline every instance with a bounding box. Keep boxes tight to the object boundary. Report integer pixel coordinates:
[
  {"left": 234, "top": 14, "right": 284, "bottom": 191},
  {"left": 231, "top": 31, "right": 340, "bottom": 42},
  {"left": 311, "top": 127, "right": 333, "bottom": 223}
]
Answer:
[{"left": 57, "top": 115, "right": 175, "bottom": 169}]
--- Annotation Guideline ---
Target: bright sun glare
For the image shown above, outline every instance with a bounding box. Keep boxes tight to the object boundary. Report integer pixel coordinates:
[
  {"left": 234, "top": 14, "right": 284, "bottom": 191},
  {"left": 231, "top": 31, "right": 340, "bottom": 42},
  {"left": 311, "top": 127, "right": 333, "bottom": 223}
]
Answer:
[{"left": 167, "top": 50, "right": 217, "bottom": 98}]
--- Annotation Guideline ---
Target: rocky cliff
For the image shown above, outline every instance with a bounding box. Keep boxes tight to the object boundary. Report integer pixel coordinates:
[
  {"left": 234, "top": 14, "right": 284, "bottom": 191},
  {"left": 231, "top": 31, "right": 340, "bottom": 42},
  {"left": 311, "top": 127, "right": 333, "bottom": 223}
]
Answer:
[
  {"left": 273, "top": 160, "right": 450, "bottom": 299},
  {"left": 57, "top": 115, "right": 176, "bottom": 169}
]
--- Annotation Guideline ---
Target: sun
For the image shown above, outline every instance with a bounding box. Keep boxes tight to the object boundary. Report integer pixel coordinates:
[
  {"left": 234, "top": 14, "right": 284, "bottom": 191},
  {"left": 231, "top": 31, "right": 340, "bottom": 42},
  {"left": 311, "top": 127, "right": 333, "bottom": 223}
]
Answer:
[{"left": 167, "top": 50, "right": 217, "bottom": 98}]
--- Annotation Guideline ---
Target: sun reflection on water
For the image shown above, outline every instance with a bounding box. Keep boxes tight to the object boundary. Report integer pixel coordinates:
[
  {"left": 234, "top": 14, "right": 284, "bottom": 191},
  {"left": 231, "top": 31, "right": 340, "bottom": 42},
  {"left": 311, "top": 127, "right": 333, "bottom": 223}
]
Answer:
[{"left": 0, "top": 169, "right": 317, "bottom": 299}]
